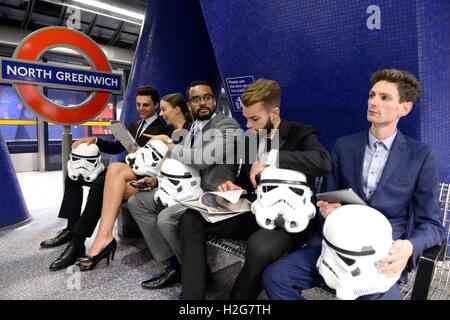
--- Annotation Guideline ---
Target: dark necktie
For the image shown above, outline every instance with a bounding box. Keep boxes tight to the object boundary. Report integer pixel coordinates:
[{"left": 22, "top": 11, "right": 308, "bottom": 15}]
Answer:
[{"left": 190, "top": 125, "right": 201, "bottom": 147}]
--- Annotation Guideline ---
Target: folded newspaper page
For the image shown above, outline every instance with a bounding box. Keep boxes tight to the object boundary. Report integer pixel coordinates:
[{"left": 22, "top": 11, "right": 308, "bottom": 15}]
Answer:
[
  {"left": 175, "top": 189, "right": 251, "bottom": 223},
  {"left": 109, "top": 120, "right": 140, "bottom": 150}
]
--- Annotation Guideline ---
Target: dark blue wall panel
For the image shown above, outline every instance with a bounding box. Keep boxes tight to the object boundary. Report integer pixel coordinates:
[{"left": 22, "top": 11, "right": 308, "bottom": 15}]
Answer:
[
  {"left": 200, "top": 0, "right": 421, "bottom": 152},
  {"left": 112, "top": 0, "right": 222, "bottom": 162},
  {"left": 0, "top": 129, "right": 30, "bottom": 228},
  {"left": 417, "top": 2, "right": 450, "bottom": 182},
  {"left": 200, "top": 0, "right": 448, "bottom": 181}
]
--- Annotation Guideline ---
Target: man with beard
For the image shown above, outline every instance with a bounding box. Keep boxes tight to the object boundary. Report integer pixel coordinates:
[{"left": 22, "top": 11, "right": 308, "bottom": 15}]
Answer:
[
  {"left": 127, "top": 80, "right": 241, "bottom": 290},
  {"left": 180, "top": 78, "right": 332, "bottom": 299}
]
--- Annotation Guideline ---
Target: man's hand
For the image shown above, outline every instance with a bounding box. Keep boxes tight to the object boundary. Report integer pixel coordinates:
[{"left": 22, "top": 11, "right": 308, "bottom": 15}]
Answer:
[
  {"left": 135, "top": 176, "right": 158, "bottom": 191},
  {"left": 72, "top": 136, "right": 96, "bottom": 149},
  {"left": 250, "top": 160, "right": 267, "bottom": 188},
  {"left": 316, "top": 200, "right": 342, "bottom": 218},
  {"left": 218, "top": 181, "right": 242, "bottom": 192},
  {"left": 378, "top": 239, "right": 413, "bottom": 278}
]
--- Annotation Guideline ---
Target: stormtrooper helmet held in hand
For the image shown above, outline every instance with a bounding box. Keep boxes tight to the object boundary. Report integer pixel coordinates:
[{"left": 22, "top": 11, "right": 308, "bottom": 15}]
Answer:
[
  {"left": 154, "top": 158, "right": 203, "bottom": 207},
  {"left": 125, "top": 140, "right": 168, "bottom": 177},
  {"left": 251, "top": 166, "right": 316, "bottom": 233},
  {"left": 316, "top": 204, "right": 400, "bottom": 300},
  {"left": 67, "top": 143, "right": 105, "bottom": 182}
]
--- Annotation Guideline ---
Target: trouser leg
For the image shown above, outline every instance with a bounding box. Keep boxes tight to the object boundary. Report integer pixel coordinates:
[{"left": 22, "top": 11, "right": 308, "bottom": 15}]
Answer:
[{"left": 127, "top": 190, "right": 173, "bottom": 262}]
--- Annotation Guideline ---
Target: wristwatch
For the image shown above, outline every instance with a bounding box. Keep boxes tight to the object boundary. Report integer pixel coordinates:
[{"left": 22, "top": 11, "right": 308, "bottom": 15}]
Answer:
[{"left": 166, "top": 138, "right": 173, "bottom": 144}]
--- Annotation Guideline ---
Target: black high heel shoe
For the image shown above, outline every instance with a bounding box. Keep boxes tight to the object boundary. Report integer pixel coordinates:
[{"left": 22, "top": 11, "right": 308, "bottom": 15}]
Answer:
[{"left": 77, "top": 238, "right": 117, "bottom": 271}]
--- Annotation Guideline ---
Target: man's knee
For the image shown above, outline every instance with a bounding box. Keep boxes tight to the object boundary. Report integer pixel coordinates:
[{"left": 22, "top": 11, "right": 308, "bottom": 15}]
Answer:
[
  {"left": 180, "top": 210, "right": 203, "bottom": 233},
  {"left": 246, "top": 230, "right": 289, "bottom": 263},
  {"left": 157, "top": 209, "right": 181, "bottom": 228}
]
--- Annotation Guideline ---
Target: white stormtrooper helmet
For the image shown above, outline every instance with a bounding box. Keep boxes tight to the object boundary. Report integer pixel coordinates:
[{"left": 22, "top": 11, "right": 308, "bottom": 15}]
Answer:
[
  {"left": 154, "top": 158, "right": 203, "bottom": 207},
  {"left": 125, "top": 140, "right": 168, "bottom": 177},
  {"left": 251, "top": 166, "right": 316, "bottom": 233},
  {"left": 67, "top": 143, "right": 105, "bottom": 182},
  {"left": 316, "top": 204, "right": 400, "bottom": 300}
]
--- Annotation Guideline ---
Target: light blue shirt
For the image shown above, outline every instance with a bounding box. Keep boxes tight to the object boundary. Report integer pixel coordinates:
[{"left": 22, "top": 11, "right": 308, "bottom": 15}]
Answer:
[{"left": 362, "top": 130, "right": 397, "bottom": 199}]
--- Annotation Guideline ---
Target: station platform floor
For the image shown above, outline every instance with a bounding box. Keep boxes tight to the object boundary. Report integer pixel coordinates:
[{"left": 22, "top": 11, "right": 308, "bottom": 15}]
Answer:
[{"left": 0, "top": 171, "right": 245, "bottom": 300}]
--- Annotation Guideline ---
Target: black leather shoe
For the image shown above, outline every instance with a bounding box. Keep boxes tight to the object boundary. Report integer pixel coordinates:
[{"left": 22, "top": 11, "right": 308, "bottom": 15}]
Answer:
[
  {"left": 141, "top": 266, "right": 181, "bottom": 289},
  {"left": 49, "top": 243, "right": 86, "bottom": 271},
  {"left": 40, "top": 229, "right": 74, "bottom": 248}
]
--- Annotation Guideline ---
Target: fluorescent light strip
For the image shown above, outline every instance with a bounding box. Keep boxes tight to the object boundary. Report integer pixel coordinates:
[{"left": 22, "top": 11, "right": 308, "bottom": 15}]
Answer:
[{"left": 72, "top": 0, "right": 144, "bottom": 21}]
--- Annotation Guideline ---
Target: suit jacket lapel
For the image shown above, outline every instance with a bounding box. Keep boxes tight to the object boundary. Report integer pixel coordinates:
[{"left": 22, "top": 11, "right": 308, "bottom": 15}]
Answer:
[
  {"left": 371, "top": 131, "right": 407, "bottom": 199},
  {"left": 354, "top": 132, "right": 368, "bottom": 199},
  {"left": 273, "top": 118, "right": 288, "bottom": 150}
]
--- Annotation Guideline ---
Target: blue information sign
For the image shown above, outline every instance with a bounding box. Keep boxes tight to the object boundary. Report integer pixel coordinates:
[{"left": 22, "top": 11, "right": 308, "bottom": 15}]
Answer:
[{"left": 225, "top": 75, "right": 255, "bottom": 112}]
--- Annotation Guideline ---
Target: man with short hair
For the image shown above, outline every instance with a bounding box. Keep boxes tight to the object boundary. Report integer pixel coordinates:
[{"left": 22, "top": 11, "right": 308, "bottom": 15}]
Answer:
[
  {"left": 41, "top": 85, "right": 169, "bottom": 271},
  {"left": 262, "top": 69, "right": 446, "bottom": 300},
  {"left": 127, "top": 80, "right": 241, "bottom": 290},
  {"left": 180, "top": 78, "right": 332, "bottom": 300}
]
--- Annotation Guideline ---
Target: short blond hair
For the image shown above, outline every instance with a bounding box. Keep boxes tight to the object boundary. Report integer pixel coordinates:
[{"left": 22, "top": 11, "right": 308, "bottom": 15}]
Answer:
[{"left": 241, "top": 79, "right": 281, "bottom": 110}]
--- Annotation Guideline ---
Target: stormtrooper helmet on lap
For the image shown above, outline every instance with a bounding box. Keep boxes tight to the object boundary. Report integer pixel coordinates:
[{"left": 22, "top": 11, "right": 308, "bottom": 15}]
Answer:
[
  {"left": 67, "top": 143, "right": 105, "bottom": 182},
  {"left": 316, "top": 204, "right": 400, "bottom": 300},
  {"left": 154, "top": 158, "right": 203, "bottom": 207},
  {"left": 125, "top": 140, "right": 168, "bottom": 177},
  {"left": 251, "top": 166, "right": 316, "bottom": 233}
]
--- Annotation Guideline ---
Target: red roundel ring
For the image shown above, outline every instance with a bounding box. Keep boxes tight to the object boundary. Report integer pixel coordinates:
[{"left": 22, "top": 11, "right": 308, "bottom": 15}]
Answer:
[{"left": 13, "top": 27, "right": 112, "bottom": 125}]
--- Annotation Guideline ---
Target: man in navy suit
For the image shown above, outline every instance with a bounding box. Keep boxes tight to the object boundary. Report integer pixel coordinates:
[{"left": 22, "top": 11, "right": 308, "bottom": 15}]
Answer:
[{"left": 262, "top": 69, "right": 445, "bottom": 300}]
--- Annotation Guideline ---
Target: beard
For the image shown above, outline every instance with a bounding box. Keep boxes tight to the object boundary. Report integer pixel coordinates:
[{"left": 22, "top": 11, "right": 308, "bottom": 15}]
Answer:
[
  {"left": 254, "top": 117, "right": 274, "bottom": 136},
  {"left": 195, "top": 106, "right": 214, "bottom": 121}
]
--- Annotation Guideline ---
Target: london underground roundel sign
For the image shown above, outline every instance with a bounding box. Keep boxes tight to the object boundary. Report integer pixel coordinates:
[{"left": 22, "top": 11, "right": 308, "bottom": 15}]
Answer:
[{"left": 0, "top": 27, "right": 122, "bottom": 125}]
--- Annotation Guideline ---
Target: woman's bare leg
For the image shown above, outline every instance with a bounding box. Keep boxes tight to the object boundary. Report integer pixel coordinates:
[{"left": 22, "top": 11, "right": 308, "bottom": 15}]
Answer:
[{"left": 86, "top": 162, "right": 138, "bottom": 256}]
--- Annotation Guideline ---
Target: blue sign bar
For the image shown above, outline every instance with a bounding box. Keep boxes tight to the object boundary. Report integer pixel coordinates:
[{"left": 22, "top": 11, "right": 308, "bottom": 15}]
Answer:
[{"left": 1, "top": 58, "right": 121, "bottom": 92}]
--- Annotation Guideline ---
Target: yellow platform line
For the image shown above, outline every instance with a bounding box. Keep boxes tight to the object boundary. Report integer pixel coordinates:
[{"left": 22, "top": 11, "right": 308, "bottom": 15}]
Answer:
[{"left": 0, "top": 119, "right": 111, "bottom": 126}]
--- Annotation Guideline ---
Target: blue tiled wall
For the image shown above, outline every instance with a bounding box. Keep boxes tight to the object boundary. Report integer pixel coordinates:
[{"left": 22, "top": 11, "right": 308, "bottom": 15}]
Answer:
[{"left": 199, "top": 0, "right": 448, "bottom": 181}]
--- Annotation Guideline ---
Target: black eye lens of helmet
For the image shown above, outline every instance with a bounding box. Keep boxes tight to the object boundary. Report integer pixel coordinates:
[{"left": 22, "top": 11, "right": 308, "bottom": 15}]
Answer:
[
  {"left": 289, "top": 187, "right": 304, "bottom": 196},
  {"left": 168, "top": 179, "right": 180, "bottom": 186},
  {"left": 262, "top": 185, "right": 278, "bottom": 193},
  {"left": 71, "top": 156, "right": 80, "bottom": 161},
  {"left": 86, "top": 159, "right": 96, "bottom": 164},
  {"left": 152, "top": 152, "right": 159, "bottom": 161}
]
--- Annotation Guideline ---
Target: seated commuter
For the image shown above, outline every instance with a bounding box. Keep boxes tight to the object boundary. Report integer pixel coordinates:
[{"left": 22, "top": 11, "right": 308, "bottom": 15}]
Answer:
[
  {"left": 180, "top": 78, "right": 332, "bottom": 300},
  {"left": 262, "top": 69, "right": 446, "bottom": 300},
  {"left": 41, "top": 85, "right": 169, "bottom": 271},
  {"left": 127, "top": 81, "right": 241, "bottom": 290},
  {"left": 77, "top": 93, "right": 192, "bottom": 270}
]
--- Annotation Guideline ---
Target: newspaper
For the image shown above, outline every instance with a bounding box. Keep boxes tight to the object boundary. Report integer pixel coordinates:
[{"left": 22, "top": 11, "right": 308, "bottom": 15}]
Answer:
[
  {"left": 175, "top": 189, "right": 251, "bottom": 223},
  {"left": 109, "top": 120, "right": 140, "bottom": 150}
]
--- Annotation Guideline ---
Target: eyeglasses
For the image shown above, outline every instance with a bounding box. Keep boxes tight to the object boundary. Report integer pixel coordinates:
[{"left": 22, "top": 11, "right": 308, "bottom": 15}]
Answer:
[{"left": 189, "top": 94, "right": 214, "bottom": 105}]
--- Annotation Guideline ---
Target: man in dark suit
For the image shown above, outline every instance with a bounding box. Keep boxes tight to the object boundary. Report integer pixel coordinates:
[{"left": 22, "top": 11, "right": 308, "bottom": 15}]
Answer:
[
  {"left": 127, "top": 80, "right": 241, "bottom": 290},
  {"left": 180, "top": 78, "right": 332, "bottom": 299},
  {"left": 262, "top": 69, "right": 445, "bottom": 300},
  {"left": 40, "top": 85, "right": 169, "bottom": 271}
]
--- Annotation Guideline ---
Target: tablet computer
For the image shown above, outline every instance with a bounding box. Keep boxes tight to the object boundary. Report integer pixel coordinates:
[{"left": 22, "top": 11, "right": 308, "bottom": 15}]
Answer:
[{"left": 316, "top": 188, "right": 366, "bottom": 205}]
